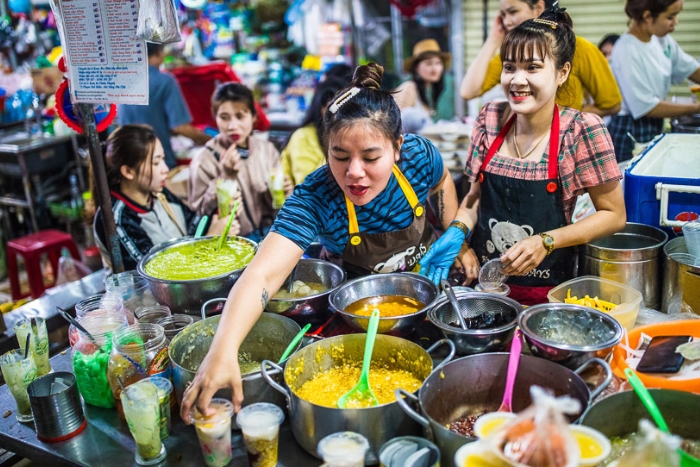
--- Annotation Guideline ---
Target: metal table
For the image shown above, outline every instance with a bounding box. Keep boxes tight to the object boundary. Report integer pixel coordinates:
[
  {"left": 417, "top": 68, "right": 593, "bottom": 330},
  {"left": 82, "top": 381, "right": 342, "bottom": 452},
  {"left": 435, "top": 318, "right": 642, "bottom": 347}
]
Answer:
[{"left": 0, "top": 351, "right": 321, "bottom": 467}]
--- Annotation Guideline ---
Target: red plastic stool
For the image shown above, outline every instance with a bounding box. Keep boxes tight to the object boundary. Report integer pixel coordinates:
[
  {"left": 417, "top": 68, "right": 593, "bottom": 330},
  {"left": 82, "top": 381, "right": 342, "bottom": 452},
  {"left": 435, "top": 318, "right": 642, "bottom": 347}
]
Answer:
[{"left": 6, "top": 229, "right": 81, "bottom": 300}]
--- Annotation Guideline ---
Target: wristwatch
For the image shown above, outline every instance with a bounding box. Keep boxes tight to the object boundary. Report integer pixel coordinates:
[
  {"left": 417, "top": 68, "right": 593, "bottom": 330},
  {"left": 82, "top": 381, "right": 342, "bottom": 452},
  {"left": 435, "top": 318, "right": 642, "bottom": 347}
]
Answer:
[
  {"left": 450, "top": 220, "right": 471, "bottom": 243},
  {"left": 538, "top": 232, "right": 555, "bottom": 256}
]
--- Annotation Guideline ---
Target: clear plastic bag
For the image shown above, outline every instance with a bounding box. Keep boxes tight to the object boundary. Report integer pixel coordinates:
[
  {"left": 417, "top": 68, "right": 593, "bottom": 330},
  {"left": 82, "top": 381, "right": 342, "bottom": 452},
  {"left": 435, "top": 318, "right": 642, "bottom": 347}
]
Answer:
[
  {"left": 136, "top": 0, "right": 181, "bottom": 45},
  {"left": 489, "top": 386, "right": 581, "bottom": 467},
  {"left": 613, "top": 420, "right": 680, "bottom": 467},
  {"left": 54, "top": 256, "right": 92, "bottom": 286}
]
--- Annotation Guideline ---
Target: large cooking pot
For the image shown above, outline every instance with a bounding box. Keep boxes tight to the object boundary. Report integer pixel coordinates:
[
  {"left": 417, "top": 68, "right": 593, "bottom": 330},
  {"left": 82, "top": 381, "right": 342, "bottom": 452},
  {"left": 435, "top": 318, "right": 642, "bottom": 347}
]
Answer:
[
  {"left": 580, "top": 222, "right": 667, "bottom": 309},
  {"left": 662, "top": 236, "right": 700, "bottom": 314},
  {"left": 672, "top": 114, "right": 700, "bottom": 133},
  {"left": 137, "top": 236, "right": 257, "bottom": 315},
  {"left": 396, "top": 353, "right": 612, "bottom": 467},
  {"left": 581, "top": 388, "right": 700, "bottom": 440},
  {"left": 168, "top": 312, "right": 301, "bottom": 423},
  {"left": 261, "top": 334, "right": 455, "bottom": 464}
]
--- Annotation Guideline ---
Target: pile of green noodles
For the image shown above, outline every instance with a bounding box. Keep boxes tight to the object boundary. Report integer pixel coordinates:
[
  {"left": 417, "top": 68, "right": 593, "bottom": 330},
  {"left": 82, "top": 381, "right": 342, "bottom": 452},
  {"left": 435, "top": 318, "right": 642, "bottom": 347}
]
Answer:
[{"left": 145, "top": 238, "right": 255, "bottom": 281}]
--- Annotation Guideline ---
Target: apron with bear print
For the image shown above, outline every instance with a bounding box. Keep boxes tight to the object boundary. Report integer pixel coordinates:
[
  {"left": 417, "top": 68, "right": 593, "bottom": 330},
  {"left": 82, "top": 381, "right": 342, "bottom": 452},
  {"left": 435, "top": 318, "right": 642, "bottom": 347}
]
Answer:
[{"left": 470, "top": 105, "right": 576, "bottom": 305}]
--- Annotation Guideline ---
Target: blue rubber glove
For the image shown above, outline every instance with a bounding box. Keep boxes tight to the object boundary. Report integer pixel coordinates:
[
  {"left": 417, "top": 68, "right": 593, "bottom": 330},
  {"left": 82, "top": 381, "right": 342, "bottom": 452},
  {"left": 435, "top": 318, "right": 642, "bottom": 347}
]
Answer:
[{"left": 419, "top": 225, "right": 467, "bottom": 285}]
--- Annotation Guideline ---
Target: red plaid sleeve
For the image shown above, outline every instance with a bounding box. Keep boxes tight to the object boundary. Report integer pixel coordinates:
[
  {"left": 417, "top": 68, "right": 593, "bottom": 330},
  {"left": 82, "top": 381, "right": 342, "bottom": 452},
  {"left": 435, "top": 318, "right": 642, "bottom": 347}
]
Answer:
[{"left": 463, "top": 102, "right": 508, "bottom": 182}]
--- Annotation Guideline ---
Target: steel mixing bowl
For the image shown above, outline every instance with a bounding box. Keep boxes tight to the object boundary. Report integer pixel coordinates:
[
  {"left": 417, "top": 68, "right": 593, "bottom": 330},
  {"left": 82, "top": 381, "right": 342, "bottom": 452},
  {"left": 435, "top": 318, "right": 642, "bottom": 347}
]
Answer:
[
  {"left": 427, "top": 291, "right": 522, "bottom": 355},
  {"left": 265, "top": 259, "right": 345, "bottom": 326},
  {"left": 519, "top": 303, "right": 623, "bottom": 369},
  {"left": 329, "top": 273, "right": 439, "bottom": 335},
  {"left": 137, "top": 235, "right": 258, "bottom": 315}
]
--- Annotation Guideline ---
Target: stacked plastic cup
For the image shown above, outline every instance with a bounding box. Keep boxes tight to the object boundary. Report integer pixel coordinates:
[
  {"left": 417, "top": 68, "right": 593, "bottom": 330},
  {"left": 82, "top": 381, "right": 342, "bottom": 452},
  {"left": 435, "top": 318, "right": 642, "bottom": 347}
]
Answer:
[{"left": 682, "top": 220, "right": 700, "bottom": 262}]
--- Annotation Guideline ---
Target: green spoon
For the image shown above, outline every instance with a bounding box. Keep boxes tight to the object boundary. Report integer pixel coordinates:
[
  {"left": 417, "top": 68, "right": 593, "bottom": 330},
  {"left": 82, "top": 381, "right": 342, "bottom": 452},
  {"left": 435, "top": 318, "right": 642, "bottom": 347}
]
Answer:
[
  {"left": 217, "top": 200, "right": 239, "bottom": 250},
  {"left": 194, "top": 215, "right": 208, "bottom": 238},
  {"left": 625, "top": 368, "right": 700, "bottom": 467},
  {"left": 338, "top": 309, "right": 380, "bottom": 409},
  {"left": 278, "top": 323, "right": 312, "bottom": 364}
]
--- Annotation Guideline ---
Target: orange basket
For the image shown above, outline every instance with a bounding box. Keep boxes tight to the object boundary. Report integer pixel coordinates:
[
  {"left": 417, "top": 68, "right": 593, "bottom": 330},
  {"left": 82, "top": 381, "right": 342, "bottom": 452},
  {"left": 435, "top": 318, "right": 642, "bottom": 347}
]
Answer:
[{"left": 611, "top": 320, "right": 700, "bottom": 393}]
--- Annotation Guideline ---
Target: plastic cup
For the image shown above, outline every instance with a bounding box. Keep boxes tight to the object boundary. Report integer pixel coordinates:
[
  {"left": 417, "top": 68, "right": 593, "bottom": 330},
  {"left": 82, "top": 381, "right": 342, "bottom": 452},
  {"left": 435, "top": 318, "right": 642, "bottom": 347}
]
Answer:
[
  {"left": 475, "top": 283, "right": 511, "bottom": 296},
  {"left": 216, "top": 179, "right": 239, "bottom": 217},
  {"left": 683, "top": 220, "right": 700, "bottom": 259},
  {"left": 142, "top": 376, "right": 172, "bottom": 439},
  {"left": 192, "top": 399, "right": 235, "bottom": 467},
  {"left": 317, "top": 432, "right": 369, "bottom": 467},
  {"left": 479, "top": 258, "right": 509, "bottom": 290},
  {"left": 14, "top": 317, "right": 51, "bottom": 376},
  {"left": 135, "top": 306, "right": 171, "bottom": 324},
  {"left": 120, "top": 380, "right": 166, "bottom": 465},
  {"left": 1, "top": 349, "right": 37, "bottom": 422},
  {"left": 236, "top": 402, "right": 284, "bottom": 467}
]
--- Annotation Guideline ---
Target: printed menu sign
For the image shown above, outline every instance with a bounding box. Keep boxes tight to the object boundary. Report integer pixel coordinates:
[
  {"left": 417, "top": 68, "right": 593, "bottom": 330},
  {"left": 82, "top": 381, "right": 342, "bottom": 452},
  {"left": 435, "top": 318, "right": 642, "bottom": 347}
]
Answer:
[{"left": 51, "top": 0, "right": 148, "bottom": 104}]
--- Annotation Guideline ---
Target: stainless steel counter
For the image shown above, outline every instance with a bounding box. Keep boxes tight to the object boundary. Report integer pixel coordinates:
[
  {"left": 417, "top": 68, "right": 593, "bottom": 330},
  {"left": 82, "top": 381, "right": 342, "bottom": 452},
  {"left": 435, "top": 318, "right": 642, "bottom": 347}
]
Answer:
[{"left": 0, "top": 351, "right": 321, "bottom": 467}]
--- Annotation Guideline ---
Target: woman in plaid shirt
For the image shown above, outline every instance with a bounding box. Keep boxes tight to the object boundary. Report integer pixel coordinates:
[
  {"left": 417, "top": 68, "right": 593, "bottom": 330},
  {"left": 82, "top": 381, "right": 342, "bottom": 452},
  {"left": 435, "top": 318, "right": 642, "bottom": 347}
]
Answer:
[{"left": 440, "top": 8, "right": 626, "bottom": 305}]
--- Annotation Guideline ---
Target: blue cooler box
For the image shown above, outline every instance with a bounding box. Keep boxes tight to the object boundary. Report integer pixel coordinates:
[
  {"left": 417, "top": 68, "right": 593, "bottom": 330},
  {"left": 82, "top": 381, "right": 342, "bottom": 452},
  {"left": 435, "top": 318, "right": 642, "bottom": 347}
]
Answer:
[{"left": 625, "top": 134, "right": 700, "bottom": 233}]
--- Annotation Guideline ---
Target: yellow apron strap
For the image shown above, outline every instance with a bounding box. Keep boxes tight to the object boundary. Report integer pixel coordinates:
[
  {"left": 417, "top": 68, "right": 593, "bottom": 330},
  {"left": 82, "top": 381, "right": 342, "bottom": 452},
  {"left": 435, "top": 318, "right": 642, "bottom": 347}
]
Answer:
[
  {"left": 344, "top": 195, "right": 362, "bottom": 245},
  {"left": 392, "top": 164, "right": 423, "bottom": 217}
]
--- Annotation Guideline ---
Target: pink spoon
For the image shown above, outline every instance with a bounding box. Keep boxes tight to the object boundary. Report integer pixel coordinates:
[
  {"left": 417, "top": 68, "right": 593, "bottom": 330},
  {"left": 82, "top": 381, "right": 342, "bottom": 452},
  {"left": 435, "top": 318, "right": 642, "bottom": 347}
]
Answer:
[{"left": 498, "top": 328, "right": 523, "bottom": 413}]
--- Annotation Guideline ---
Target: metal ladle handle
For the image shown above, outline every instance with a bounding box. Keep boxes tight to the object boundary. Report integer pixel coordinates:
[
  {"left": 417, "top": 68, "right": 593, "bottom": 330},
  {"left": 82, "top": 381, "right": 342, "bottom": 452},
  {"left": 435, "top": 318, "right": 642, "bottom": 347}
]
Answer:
[{"left": 441, "top": 280, "right": 469, "bottom": 330}]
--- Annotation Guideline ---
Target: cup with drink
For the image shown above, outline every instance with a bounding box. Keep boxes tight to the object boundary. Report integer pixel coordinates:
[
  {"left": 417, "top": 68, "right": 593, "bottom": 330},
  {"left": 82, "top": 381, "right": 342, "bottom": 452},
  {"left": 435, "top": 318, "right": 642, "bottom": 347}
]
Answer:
[
  {"left": 191, "top": 398, "right": 234, "bottom": 467},
  {"left": 268, "top": 166, "right": 286, "bottom": 210},
  {"left": 14, "top": 317, "right": 51, "bottom": 376},
  {"left": 0, "top": 349, "right": 38, "bottom": 422},
  {"left": 216, "top": 179, "right": 239, "bottom": 218},
  {"left": 120, "top": 379, "right": 166, "bottom": 465},
  {"left": 237, "top": 402, "right": 284, "bottom": 467}
]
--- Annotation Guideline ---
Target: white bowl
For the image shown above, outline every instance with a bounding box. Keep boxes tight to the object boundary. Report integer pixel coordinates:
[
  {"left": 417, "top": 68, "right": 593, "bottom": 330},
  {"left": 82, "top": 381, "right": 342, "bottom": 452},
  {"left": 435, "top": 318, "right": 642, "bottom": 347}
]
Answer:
[
  {"left": 473, "top": 412, "right": 517, "bottom": 438},
  {"left": 569, "top": 425, "right": 611, "bottom": 467}
]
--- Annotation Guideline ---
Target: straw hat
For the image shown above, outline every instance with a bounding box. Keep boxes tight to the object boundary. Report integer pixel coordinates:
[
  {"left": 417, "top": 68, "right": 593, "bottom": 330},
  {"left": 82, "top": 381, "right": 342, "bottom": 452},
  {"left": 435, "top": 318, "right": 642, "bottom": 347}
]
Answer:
[{"left": 403, "top": 39, "right": 451, "bottom": 73}]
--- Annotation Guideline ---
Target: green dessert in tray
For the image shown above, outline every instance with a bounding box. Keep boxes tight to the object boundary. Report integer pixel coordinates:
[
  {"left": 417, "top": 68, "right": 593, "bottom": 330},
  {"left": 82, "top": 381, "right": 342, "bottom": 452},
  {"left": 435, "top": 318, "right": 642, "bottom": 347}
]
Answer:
[{"left": 145, "top": 238, "right": 255, "bottom": 281}]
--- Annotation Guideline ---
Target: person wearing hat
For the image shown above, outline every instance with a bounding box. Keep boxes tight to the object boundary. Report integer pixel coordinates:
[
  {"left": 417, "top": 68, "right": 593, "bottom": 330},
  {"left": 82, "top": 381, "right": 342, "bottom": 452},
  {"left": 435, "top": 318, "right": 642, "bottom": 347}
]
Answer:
[{"left": 394, "top": 39, "right": 455, "bottom": 133}]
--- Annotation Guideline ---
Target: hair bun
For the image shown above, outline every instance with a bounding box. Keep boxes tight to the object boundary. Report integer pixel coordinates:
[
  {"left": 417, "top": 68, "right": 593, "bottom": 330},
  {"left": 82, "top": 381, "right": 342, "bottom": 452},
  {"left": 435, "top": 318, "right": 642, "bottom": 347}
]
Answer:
[
  {"left": 540, "top": 3, "right": 574, "bottom": 28},
  {"left": 350, "top": 62, "right": 384, "bottom": 91}
]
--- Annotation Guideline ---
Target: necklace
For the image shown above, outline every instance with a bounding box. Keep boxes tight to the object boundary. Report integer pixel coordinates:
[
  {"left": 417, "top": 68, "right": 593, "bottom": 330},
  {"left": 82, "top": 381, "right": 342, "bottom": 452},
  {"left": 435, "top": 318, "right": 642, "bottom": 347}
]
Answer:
[{"left": 513, "top": 120, "right": 549, "bottom": 160}]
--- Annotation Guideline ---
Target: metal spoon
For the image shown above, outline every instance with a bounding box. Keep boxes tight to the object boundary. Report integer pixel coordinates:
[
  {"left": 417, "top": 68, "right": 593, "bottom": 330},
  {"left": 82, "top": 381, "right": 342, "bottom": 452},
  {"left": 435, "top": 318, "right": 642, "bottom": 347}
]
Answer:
[
  {"left": 287, "top": 266, "right": 297, "bottom": 294},
  {"left": 441, "top": 280, "right": 468, "bottom": 330},
  {"left": 57, "top": 307, "right": 98, "bottom": 346}
]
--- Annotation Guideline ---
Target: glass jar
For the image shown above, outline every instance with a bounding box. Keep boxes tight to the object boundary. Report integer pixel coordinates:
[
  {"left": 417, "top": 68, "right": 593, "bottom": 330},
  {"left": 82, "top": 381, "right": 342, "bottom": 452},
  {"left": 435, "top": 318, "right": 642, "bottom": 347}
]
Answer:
[
  {"left": 156, "top": 314, "right": 194, "bottom": 340},
  {"left": 135, "top": 305, "right": 171, "bottom": 324},
  {"left": 72, "top": 313, "right": 128, "bottom": 408},
  {"left": 104, "top": 271, "right": 158, "bottom": 316},
  {"left": 107, "top": 324, "right": 170, "bottom": 416},
  {"left": 70, "top": 294, "right": 134, "bottom": 347}
]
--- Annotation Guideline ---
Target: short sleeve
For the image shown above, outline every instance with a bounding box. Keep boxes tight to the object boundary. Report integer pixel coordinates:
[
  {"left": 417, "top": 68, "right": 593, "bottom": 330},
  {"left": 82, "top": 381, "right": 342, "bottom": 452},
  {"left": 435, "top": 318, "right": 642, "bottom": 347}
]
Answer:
[
  {"left": 463, "top": 106, "right": 489, "bottom": 182},
  {"left": 575, "top": 38, "right": 622, "bottom": 111},
  {"left": 410, "top": 134, "right": 445, "bottom": 188},
  {"left": 567, "top": 112, "right": 622, "bottom": 195},
  {"left": 162, "top": 74, "right": 192, "bottom": 131},
  {"left": 480, "top": 55, "right": 503, "bottom": 96},
  {"left": 610, "top": 44, "right": 660, "bottom": 119},
  {"left": 667, "top": 36, "right": 700, "bottom": 84}
]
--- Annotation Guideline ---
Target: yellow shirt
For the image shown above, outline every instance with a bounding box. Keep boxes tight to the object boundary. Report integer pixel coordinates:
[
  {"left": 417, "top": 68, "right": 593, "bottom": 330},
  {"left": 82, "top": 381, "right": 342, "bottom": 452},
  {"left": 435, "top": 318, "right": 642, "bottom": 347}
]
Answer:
[
  {"left": 281, "top": 124, "right": 326, "bottom": 185},
  {"left": 481, "top": 36, "right": 622, "bottom": 111}
]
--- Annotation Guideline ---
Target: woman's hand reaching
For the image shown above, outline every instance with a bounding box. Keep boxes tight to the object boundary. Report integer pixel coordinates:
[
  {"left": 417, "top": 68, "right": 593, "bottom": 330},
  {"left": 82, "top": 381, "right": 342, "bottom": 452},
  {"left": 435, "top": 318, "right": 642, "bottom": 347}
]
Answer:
[
  {"left": 455, "top": 245, "right": 480, "bottom": 284},
  {"left": 500, "top": 235, "right": 547, "bottom": 276}
]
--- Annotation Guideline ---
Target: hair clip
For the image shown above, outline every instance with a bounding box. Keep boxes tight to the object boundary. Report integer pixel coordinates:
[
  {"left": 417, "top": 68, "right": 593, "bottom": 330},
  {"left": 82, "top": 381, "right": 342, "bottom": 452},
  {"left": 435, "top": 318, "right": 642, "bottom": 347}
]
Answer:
[
  {"left": 533, "top": 18, "right": 557, "bottom": 29},
  {"left": 329, "top": 87, "right": 361, "bottom": 114}
]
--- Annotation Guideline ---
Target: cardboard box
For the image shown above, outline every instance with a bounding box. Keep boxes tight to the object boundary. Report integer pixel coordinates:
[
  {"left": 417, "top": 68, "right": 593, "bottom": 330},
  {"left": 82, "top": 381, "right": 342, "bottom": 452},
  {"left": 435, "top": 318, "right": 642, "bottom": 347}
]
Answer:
[{"left": 31, "top": 67, "right": 64, "bottom": 95}]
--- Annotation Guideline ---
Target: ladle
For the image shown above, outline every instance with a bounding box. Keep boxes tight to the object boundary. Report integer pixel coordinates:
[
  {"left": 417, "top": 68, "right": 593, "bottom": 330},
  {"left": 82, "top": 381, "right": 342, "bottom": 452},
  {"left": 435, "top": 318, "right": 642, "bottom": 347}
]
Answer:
[
  {"left": 337, "top": 309, "right": 380, "bottom": 409},
  {"left": 194, "top": 215, "right": 208, "bottom": 238},
  {"left": 287, "top": 266, "right": 297, "bottom": 294},
  {"left": 497, "top": 328, "right": 522, "bottom": 413},
  {"left": 441, "top": 280, "right": 468, "bottom": 330},
  {"left": 277, "top": 323, "right": 311, "bottom": 364},
  {"left": 217, "top": 200, "right": 239, "bottom": 250},
  {"left": 625, "top": 368, "right": 700, "bottom": 467}
]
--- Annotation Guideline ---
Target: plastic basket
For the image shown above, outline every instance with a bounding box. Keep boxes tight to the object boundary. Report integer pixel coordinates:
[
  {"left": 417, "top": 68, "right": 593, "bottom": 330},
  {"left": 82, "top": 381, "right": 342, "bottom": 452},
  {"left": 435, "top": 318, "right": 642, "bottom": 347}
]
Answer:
[{"left": 548, "top": 276, "right": 642, "bottom": 331}]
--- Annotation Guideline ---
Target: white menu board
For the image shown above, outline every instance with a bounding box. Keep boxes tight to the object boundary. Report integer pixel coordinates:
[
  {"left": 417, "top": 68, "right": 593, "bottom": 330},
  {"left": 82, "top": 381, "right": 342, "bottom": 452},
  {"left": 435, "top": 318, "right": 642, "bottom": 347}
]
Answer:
[{"left": 51, "top": 0, "right": 148, "bottom": 104}]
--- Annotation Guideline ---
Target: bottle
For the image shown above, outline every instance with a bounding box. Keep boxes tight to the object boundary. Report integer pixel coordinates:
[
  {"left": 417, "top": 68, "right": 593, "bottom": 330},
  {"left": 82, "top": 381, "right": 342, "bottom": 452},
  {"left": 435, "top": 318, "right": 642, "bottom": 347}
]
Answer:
[{"left": 69, "top": 174, "right": 83, "bottom": 219}]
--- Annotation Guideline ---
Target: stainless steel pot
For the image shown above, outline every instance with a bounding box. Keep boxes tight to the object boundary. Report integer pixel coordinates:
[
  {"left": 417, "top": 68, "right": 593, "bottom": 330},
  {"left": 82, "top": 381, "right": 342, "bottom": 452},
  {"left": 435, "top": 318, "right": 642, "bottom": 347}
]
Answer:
[
  {"left": 580, "top": 388, "right": 700, "bottom": 439},
  {"left": 168, "top": 312, "right": 301, "bottom": 423},
  {"left": 672, "top": 114, "right": 700, "bottom": 134},
  {"left": 662, "top": 237, "right": 700, "bottom": 314},
  {"left": 580, "top": 222, "right": 667, "bottom": 309},
  {"left": 396, "top": 353, "right": 612, "bottom": 467},
  {"left": 137, "top": 236, "right": 257, "bottom": 315},
  {"left": 261, "top": 334, "right": 455, "bottom": 464}
]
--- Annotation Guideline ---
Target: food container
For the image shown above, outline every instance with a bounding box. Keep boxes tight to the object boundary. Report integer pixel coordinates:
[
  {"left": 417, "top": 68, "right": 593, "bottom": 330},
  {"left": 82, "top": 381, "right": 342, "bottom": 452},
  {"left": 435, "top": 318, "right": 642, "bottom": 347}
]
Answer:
[
  {"left": 610, "top": 320, "right": 700, "bottom": 392},
  {"left": 104, "top": 271, "right": 158, "bottom": 316},
  {"left": 672, "top": 114, "right": 700, "bottom": 133},
  {"left": 518, "top": 303, "right": 623, "bottom": 370},
  {"left": 265, "top": 258, "right": 346, "bottom": 327},
  {"left": 396, "top": 353, "right": 612, "bottom": 467},
  {"left": 261, "top": 334, "right": 455, "bottom": 464},
  {"left": 27, "top": 372, "right": 86, "bottom": 443},
  {"left": 662, "top": 237, "right": 700, "bottom": 314},
  {"left": 547, "top": 276, "right": 642, "bottom": 331},
  {"left": 580, "top": 222, "right": 667, "bottom": 309},
  {"left": 168, "top": 312, "right": 301, "bottom": 424},
  {"left": 137, "top": 236, "right": 258, "bottom": 315},
  {"left": 427, "top": 291, "right": 522, "bottom": 355},
  {"left": 378, "top": 436, "right": 440, "bottom": 467},
  {"left": 70, "top": 294, "right": 133, "bottom": 346},
  {"left": 329, "top": 273, "right": 439, "bottom": 336},
  {"left": 156, "top": 314, "right": 194, "bottom": 340}
]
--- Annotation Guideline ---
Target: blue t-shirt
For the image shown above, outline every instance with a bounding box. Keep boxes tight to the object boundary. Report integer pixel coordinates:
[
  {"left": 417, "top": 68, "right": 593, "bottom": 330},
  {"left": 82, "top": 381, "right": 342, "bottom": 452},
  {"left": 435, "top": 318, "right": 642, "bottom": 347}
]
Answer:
[
  {"left": 118, "top": 66, "right": 192, "bottom": 168},
  {"left": 271, "top": 133, "right": 444, "bottom": 255}
]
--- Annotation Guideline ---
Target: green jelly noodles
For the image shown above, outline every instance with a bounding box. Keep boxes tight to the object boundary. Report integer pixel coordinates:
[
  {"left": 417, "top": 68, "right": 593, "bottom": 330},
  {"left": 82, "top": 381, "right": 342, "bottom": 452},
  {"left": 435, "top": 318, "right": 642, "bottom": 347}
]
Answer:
[
  {"left": 144, "top": 238, "right": 255, "bottom": 281},
  {"left": 73, "top": 337, "right": 114, "bottom": 408}
]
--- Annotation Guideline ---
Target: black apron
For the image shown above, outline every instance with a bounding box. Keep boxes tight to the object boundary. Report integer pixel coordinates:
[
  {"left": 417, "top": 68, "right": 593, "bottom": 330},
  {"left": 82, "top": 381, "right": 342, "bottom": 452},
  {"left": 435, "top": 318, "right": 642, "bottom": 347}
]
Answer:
[
  {"left": 322, "top": 164, "right": 437, "bottom": 278},
  {"left": 471, "top": 105, "right": 575, "bottom": 305}
]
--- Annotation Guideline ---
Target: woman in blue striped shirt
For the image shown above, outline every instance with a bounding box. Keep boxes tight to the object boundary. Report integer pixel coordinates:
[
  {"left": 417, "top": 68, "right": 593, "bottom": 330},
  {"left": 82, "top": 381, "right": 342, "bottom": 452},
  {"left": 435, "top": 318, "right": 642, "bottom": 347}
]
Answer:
[{"left": 180, "top": 63, "right": 470, "bottom": 417}]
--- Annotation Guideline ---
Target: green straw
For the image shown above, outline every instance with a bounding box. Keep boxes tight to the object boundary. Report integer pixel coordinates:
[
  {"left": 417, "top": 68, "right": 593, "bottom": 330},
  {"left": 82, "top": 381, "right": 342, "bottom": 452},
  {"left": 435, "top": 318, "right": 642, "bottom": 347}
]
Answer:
[{"left": 217, "top": 200, "right": 239, "bottom": 250}]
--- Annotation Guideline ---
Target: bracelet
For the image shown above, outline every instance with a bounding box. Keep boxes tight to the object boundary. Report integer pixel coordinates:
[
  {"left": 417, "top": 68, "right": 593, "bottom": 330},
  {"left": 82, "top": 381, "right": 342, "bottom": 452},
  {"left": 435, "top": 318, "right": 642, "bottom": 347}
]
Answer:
[{"left": 449, "top": 220, "right": 471, "bottom": 242}]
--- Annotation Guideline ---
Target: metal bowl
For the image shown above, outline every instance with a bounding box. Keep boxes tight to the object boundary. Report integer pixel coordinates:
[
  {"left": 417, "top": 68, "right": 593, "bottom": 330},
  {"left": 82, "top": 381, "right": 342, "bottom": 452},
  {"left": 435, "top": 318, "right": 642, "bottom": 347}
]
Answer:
[
  {"left": 329, "top": 273, "right": 439, "bottom": 336},
  {"left": 428, "top": 291, "right": 522, "bottom": 355},
  {"left": 519, "top": 303, "right": 623, "bottom": 370},
  {"left": 136, "top": 235, "right": 257, "bottom": 315},
  {"left": 265, "top": 259, "right": 345, "bottom": 327}
]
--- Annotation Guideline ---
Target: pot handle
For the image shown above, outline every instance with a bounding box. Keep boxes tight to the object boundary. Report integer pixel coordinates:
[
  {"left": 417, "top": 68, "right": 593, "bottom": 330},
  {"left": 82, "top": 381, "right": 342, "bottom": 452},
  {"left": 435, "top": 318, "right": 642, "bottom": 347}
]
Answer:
[
  {"left": 201, "top": 298, "right": 227, "bottom": 320},
  {"left": 426, "top": 338, "right": 456, "bottom": 372},
  {"left": 574, "top": 357, "right": 613, "bottom": 401},
  {"left": 261, "top": 360, "right": 294, "bottom": 412},
  {"left": 395, "top": 388, "right": 430, "bottom": 429}
]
